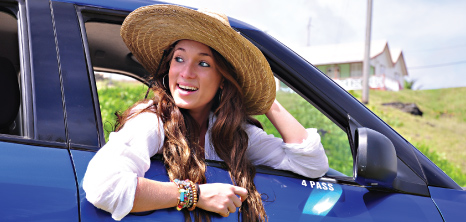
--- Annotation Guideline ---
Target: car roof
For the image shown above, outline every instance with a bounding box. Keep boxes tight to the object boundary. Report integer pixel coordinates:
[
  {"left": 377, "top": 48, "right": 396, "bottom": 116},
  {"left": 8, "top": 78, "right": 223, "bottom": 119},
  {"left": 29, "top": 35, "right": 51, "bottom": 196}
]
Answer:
[{"left": 53, "top": 0, "right": 260, "bottom": 31}]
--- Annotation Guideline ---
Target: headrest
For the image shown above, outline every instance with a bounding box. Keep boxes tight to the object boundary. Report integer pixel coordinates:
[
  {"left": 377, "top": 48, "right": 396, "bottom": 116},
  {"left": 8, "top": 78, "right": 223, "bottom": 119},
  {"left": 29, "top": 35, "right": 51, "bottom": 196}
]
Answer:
[{"left": 0, "top": 56, "right": 20, "bottom": 129}]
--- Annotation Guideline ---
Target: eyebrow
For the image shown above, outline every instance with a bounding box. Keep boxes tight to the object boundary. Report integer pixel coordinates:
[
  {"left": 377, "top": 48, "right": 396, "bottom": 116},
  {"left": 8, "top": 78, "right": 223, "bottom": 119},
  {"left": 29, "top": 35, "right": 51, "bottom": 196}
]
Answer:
[{"left": 174, "top": 47, "right": 212, "bottom": 57}]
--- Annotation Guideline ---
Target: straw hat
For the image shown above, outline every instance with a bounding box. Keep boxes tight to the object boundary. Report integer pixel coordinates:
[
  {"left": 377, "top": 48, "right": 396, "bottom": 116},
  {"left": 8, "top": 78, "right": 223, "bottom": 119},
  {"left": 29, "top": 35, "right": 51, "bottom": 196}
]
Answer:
[{"left": 120, "top": 4, "right": 276, "bottom": 115}]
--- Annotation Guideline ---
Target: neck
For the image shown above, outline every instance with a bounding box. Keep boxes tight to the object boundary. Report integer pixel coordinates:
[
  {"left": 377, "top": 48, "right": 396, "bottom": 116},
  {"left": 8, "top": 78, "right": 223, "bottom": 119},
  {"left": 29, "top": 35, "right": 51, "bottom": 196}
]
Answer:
[
  {"left": 189, "top": 110, "right": 209, "bottom": 130},
  {"left": 187, "top": 104, "right": 212, "bottom": 132}
]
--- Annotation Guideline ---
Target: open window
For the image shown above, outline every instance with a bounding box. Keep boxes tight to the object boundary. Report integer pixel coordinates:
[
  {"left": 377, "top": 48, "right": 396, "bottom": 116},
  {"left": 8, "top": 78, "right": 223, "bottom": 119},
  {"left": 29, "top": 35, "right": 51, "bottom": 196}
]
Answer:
[
  {"left": 80, "top": 9, "right": 149, "bottom": 142},
  {"left": 0, "top": 5, "right": 22, "bottom": 137},
  {"left": 258, "top": 79, "right": 353, "bottom": 177},
  {"left": 79, "top": 7, "right": 353, "bottom": 179}
]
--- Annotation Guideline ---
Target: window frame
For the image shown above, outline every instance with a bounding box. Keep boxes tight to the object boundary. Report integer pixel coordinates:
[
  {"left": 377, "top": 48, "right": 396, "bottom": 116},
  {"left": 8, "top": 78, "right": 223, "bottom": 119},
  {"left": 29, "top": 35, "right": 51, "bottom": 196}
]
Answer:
[
  {"left": 77, "top": 6, "right": 130, "bottom": 148},
  {"left": 75, "top": 5, "right": 355, "bottom": 183}
]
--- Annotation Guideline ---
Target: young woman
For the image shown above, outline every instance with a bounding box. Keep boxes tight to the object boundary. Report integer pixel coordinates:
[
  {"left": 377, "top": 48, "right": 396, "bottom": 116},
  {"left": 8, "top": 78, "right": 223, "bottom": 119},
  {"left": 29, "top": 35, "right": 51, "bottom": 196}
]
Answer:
[{"left": 83, "top": 4, "right": 328, "bottom": 222}]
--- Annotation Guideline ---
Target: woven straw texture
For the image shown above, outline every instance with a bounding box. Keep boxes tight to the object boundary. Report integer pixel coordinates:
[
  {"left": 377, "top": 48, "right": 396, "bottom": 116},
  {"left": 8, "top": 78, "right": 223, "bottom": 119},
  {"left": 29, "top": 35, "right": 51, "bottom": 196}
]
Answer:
[{"left": 120, "top": 5, "right": 276, "bottom": 115}]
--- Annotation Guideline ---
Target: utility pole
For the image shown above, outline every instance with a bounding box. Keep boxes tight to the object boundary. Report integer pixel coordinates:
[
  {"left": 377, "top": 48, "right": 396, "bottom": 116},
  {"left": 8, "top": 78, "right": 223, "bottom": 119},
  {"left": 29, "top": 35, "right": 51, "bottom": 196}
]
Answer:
[
  {"left": 362, "top": 0, "right": 372, "bottom": 104},
  {"left": 307, "top": 17, "right": 312, "bottom": 46}
]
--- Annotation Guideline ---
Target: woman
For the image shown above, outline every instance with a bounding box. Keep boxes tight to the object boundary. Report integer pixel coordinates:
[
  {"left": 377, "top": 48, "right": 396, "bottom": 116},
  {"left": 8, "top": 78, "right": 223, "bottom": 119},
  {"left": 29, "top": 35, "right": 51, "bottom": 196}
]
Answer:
[{"left": 83, "top": 4, "right": 328, "bottom": 222}]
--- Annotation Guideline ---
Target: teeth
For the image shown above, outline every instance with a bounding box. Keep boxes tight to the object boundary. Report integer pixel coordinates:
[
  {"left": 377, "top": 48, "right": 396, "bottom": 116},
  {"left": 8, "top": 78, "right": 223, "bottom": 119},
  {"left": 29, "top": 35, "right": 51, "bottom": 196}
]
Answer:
[{"left": 179, "top": 84, "right": 198, "bottom": 91}]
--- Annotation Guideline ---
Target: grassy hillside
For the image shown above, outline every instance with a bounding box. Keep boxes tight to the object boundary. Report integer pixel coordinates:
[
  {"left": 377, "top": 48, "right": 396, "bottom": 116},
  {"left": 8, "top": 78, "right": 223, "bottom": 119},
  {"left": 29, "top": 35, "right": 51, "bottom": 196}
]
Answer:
[{"left": 351, "top": 88, "right": 466, "bottom": 186}]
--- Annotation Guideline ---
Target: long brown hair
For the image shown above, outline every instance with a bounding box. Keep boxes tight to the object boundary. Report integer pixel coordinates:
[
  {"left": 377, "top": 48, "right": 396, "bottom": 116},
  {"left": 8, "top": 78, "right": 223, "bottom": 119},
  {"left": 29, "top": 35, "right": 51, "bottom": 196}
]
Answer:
[{"left": 117, "top": 42, "right": 267, "bottom": 221}]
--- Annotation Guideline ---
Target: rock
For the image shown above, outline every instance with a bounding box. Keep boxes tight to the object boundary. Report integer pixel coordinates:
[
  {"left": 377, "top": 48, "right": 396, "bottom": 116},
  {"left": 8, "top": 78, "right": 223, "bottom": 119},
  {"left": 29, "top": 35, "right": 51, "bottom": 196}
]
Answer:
[{"left": 382, "top": 102, "right": 423, "bottom": 116}]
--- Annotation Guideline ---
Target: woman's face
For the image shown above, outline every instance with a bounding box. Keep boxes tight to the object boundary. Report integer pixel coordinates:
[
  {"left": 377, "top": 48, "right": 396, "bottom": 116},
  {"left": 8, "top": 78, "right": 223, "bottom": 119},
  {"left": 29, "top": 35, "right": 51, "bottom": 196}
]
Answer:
[{"left": 168, "top": 40, "right": 223, "bottom": 115}]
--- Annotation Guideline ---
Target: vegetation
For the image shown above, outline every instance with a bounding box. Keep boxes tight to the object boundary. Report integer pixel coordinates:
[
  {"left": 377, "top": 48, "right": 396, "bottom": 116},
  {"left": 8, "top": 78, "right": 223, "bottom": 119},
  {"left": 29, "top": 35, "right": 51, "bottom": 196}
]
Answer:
[
  {"left": 255, "top": 92, "right": 353, "bottom": 176},
  {"left": 97, "top": 79, "right": 466, "bottom": 187},
  {"left": 97, "top": 80, "right": 148, "bottom": 140},
  {"left": 352, "top": 88, "right": 466, "bottom": 186}
]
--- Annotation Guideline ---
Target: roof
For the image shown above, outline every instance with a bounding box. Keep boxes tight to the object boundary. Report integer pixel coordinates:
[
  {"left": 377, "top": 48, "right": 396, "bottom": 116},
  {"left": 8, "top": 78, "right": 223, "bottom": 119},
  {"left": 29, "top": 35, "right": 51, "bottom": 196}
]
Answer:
[
  {"left": 53, "top": 0, "right": 260, "bottom": 31},
  {"left": 295, "top": 40, "right": 394, "bottom": 65},
  {"left": 390, "top": 48, "right": 402, "bottom": 63}
]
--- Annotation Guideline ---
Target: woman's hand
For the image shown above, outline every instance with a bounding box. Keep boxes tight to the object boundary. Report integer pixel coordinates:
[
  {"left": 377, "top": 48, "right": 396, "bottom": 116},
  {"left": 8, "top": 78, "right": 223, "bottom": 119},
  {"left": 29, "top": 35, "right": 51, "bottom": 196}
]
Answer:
[{"left": 196, "top": 183, "right": 248, "bottom": 217}]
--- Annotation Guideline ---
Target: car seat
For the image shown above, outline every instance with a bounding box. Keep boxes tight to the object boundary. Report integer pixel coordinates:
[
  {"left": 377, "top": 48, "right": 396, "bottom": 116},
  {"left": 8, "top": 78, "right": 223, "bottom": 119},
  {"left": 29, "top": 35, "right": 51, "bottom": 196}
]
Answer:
[{"left": 0, "top": 56, "right": 20, "bottom": 134}]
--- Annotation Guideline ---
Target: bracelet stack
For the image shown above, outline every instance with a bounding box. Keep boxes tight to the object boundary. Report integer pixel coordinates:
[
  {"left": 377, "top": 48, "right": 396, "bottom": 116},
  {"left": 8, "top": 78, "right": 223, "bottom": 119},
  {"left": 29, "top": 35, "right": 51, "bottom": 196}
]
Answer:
[{"left": 173, "top": 179, "right": 198, "bottom": 211}]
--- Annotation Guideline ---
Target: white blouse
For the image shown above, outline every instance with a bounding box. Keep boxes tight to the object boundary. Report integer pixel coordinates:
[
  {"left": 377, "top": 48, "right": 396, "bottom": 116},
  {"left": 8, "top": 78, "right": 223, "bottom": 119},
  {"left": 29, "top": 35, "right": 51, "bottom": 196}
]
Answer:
[{"left": 83, "top": 104, "right": 328, "bottom": 221}]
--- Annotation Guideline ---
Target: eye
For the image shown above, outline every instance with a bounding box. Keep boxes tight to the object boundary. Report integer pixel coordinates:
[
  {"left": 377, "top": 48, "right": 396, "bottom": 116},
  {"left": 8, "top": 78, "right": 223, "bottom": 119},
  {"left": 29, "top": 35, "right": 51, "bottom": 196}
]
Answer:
[
  {"left": 174, "top": 56, "right": 184, "bottom": 63},
  {"left": 199, "top": 61, "right": 210, "bottom": 67}
]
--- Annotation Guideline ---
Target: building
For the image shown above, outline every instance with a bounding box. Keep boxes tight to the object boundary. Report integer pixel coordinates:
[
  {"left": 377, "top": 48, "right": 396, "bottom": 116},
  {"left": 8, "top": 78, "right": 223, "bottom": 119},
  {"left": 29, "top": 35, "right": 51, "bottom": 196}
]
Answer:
[{"left": 294, "top": 40, "right": 408, "bottom": 91}]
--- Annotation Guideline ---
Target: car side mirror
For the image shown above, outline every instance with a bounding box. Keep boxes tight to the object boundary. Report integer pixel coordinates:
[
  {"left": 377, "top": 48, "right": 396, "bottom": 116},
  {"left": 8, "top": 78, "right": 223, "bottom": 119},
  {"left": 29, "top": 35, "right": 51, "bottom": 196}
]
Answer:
[{"left": 353, "top": 127, "right": 397, "bottom": 189}]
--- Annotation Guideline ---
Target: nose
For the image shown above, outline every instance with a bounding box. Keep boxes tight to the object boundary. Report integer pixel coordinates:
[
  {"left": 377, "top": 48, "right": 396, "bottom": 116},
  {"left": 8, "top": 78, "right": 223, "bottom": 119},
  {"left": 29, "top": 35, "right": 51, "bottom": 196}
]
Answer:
[{"left": 180, "top": 62, "right": 196, "bottom": 79}]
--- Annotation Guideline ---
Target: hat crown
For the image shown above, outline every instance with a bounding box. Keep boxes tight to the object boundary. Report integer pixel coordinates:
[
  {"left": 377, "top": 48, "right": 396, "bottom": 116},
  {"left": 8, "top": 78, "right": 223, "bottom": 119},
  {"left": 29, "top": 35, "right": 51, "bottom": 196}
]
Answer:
[{"left": 198, "top": 8, "right": 230, "bottom": 27}]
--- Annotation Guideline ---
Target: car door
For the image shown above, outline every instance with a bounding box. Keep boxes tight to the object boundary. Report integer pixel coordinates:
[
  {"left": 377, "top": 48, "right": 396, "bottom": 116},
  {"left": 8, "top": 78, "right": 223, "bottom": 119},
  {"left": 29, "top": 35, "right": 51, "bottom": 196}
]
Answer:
[{"left": 0, "top": 0, "right": 79, "bottom": 221}]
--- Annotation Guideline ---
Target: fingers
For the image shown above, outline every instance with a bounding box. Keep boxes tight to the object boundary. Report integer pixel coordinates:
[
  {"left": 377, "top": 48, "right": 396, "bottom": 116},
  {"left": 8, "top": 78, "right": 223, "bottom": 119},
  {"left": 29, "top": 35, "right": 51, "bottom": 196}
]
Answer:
[
  {"left": 221, "top": 210, "right": 230, "bottom": 217},
  {"left": 232, "top": 195, "right": 242, "bottom": 208},
  {"left": 232, "top": 186, "right": 248, "bottom": 202},
  {"left": 196, "top": 183, "right": 249, "bottom": 217},
  {"left": 222, "top": 186, "right": 247, "bottom": 217},
  {"left": 222, "top": 203, "right": 235, "bottom": 217}
]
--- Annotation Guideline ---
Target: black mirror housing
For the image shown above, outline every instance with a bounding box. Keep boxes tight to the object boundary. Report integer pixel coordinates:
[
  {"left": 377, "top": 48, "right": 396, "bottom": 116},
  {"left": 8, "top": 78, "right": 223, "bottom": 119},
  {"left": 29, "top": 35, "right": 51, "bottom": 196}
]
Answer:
[{"left": 354, "top": 128, "right": 397, "bottom": 189}]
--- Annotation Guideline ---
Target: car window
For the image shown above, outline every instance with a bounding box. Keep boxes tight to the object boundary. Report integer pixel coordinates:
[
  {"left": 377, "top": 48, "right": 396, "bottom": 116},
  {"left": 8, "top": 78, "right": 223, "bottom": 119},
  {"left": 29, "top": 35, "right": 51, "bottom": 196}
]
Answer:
[
  {"left": 82, "top": 12, "right": 353, "bottom": 177},
  {"left": 256, "top": 79, "right": 353, "bottom": 176},
  {"left": 0, "top": 6, "right": 23, "bottom": 137},
  {"left": 95, "top": 72, "right": 147, "bottom": 141},
  {"left": 81, "top": 14, "right": 150, "bottom": 143}
]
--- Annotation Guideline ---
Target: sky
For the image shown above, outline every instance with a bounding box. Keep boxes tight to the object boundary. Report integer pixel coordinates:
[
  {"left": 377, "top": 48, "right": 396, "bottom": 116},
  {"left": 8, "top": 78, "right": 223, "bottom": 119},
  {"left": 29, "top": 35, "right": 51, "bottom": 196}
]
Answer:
[{"left": 166, "top": 0, "right": 466, "bottom": 90}]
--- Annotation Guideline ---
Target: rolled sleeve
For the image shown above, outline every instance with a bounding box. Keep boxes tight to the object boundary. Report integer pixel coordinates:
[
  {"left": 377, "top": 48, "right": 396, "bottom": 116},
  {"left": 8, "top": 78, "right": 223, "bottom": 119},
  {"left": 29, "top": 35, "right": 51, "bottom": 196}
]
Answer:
[
  {"left": 246, "top": 126, "right": 328, "bottom": 178},
  {"left": 83, "top": 111, "right": 164, "bottom": 220}
]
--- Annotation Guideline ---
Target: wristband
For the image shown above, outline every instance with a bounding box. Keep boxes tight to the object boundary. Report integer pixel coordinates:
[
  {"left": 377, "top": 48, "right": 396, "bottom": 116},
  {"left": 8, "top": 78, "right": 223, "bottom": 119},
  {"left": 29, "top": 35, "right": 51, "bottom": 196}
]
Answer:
[{"left": 173, "top": 179, "right": 199, "bottom": 211}]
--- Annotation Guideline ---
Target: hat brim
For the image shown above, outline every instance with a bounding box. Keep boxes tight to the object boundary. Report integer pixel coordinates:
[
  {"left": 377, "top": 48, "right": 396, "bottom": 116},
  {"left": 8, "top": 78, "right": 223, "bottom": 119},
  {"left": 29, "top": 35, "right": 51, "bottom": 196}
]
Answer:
[{"left": 120, "top": 4, "right": 275, "bottom": 115}]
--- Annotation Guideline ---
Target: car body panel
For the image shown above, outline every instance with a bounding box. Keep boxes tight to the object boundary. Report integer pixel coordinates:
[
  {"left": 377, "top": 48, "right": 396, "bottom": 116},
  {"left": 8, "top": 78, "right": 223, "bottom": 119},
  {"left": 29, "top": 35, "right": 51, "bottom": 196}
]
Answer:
[
  {"left": 429, "top": 186, "right": 466, "bottom": 221},
  {"left": 73, "top": 150, "right": 443, "bottom": 221},
  {"left": 0, "top": 141, "right": 78, "bottom": 221},
  {"left": 52, "top": 0, "right": 100, "bottom": 147},
  {"left": 27, "top": 0, "right": 67, "bottom": 142}
]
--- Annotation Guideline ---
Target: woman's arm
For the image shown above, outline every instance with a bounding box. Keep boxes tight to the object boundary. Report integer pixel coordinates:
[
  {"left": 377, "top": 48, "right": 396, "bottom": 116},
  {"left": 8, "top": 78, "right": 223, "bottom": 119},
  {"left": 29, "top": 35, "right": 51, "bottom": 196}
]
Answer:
[
  {"left": 131, "top": 178, "right": 178, "bottom": 212},
  {"left": 246, "top": 99, "right": 328, "bottom": 178},
  {"left": 265, "top": 99, "right": 308, "bottom": 143},
  {"left": 131, "top": 178, "right": 248, "bottom": 217}
]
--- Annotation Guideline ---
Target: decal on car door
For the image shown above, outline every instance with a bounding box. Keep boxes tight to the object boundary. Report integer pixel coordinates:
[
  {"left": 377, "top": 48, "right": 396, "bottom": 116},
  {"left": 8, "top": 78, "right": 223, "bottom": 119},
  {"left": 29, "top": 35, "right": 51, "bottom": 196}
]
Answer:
[{"left": 301, "top": 181, "right": 342, "bottom": 216}]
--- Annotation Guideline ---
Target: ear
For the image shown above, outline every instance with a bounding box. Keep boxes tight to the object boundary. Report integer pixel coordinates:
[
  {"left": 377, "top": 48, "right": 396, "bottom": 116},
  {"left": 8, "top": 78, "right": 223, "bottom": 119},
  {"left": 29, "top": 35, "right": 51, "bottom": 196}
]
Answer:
[{"left": 220, "top": 78, "right": 224, "bottom": 90}]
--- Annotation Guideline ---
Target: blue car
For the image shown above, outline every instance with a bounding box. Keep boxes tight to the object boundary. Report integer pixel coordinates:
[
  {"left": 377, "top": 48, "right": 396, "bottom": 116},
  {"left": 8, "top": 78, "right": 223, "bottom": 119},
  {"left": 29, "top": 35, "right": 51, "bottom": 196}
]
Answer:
[{"left": 1, "top": 0, "right": 465, "bottom": 221}]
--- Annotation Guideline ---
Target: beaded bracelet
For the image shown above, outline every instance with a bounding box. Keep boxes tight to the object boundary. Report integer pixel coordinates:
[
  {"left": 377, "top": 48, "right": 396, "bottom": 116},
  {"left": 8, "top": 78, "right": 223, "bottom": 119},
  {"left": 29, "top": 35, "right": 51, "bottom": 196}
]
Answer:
[
  {"left": 188, "top": 180, "right": 198, "bottom": 211},
  {"left": 173, "top": 179, "right": 199, "bottom": 211}
]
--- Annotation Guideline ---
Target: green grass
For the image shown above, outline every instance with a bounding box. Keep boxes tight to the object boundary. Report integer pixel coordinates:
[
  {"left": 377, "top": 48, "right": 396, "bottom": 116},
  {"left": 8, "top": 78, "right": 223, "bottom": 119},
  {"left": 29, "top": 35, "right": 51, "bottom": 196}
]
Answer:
[
  {"left": 351, "top": 88, "right": 466, "bottom": 186},
  {"left": 97, "top": 80, "right": 466, "bottom": 186},
  {"left": 98, "top": 81, "right": 148, "bottom": 140}
]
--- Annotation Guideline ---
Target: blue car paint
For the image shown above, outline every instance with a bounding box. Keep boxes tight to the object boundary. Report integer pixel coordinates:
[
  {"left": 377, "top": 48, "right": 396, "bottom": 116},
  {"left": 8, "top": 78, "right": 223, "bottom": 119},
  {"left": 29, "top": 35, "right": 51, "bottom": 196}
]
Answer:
[
  {"left": 429, "top": 186, "right": 466, "bottom": 221},
  {"left": 254, "top": 174, "right": 443, "bottom": 221},
  {"left": 72, "top": 150, "right": 443, "bottom": 221},
  {"left": 0, "top": 141, "right": 78, "bottom": 221},
  {"left": 54, "top": 0, "right": 261, "bottom": 32},
  {"left": 54, "top": 0, "right": 166, "bottom": 11}
]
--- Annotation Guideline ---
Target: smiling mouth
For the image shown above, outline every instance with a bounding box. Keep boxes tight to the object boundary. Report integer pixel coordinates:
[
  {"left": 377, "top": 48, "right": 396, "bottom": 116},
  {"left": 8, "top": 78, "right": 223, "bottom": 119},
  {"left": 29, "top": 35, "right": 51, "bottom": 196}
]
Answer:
[{"left": 178, "top": 84, "right": 199, "bottom": 92}]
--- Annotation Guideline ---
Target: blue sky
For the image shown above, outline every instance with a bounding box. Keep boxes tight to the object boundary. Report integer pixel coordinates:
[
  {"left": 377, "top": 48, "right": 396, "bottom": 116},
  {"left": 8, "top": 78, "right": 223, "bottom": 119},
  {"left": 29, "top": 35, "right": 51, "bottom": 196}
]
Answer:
[{"left": 167, "top": 0, "right": 466, "bottom": 90}]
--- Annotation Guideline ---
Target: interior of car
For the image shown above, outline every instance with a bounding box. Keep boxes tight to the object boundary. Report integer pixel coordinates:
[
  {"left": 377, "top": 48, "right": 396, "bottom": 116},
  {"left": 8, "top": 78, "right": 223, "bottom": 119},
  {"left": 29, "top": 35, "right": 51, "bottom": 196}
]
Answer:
[{"left": 0, "top": 7, "right": 21, "bottom": 136}]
